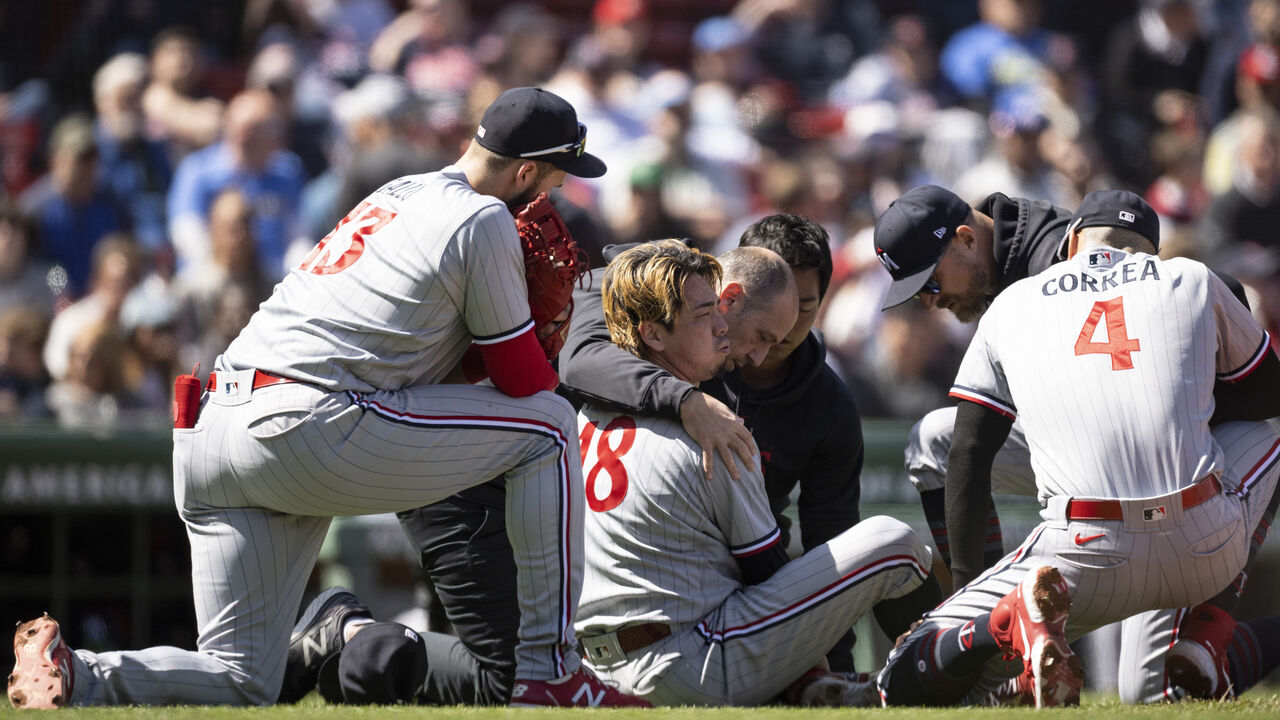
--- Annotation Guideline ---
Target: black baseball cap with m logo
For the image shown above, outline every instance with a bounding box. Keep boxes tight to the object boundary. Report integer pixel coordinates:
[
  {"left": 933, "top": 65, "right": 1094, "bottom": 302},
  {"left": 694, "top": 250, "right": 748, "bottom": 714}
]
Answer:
[
  {"left": 475, "top": 87, "right": 607, "bottom": 178},
  {"left": 875, "top": 185, "right": 971, "bottom": 309}
]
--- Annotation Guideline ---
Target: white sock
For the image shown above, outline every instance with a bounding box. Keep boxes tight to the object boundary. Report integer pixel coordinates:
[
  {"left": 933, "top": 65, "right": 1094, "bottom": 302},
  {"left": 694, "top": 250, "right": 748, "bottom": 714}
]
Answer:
[{"left": 343, "top": 617, "right": 375, "bottom": 642}]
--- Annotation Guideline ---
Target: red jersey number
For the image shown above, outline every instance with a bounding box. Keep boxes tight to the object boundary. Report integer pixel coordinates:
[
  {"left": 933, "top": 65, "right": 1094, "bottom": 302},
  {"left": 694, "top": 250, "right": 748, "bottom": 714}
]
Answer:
[
  {"left": 580, "top": 416, "right": 636, "bottom": 512},
  {"left": 1075, "top": 297, "right": 1141, "bottom": 370},
  {"left": 299, "top": 201, "right": 396, "bottom": 275}
]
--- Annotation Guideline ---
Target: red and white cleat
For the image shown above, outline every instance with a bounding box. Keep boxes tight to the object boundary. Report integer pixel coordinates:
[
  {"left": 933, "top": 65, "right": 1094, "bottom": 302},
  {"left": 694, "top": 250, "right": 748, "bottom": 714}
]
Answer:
[
  {"left": 988, "top": 566, "right": 1083, "bottom": 708},
  {"left": 1166, "top": 603, "right": 1236, "bottom": 700},
  {"left": 9, "top": 613, "right": 74, "bottom": 709},
  {"left": 510, "top": 666, "right": 651, "bottom": 707}
]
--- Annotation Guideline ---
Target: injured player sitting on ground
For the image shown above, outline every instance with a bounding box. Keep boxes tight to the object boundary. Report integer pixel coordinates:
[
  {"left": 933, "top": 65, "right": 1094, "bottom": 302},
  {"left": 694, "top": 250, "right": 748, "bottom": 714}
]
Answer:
[{"left": 566, "top": 239, "right": 942, "bottom": 707}]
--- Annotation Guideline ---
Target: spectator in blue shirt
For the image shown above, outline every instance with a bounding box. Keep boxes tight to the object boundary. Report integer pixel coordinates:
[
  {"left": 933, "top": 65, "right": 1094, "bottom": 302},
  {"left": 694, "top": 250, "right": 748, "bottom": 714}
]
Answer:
[
  {"left": 938, "top": 0, "right": 1055, "bottom": 104},
  {"left": 19, "top": 115, "right": 129, "bottom": 298},
  {"left": 167, "top": 88, "right": 306, "bottom": 280},
  {"left": 93, "top": 52, "right": 173, "bottom": 256}
]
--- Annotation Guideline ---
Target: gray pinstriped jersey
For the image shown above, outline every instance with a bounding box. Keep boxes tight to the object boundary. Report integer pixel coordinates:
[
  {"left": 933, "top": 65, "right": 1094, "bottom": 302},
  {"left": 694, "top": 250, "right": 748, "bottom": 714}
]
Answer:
[
  {"left": 575, "top": 405, "right": 780, "bottom": 635},
  {"left": 952, "top": 250, "right": 1270, "bottom": 502},
  {"left": 220, "top": 167, "right": 532, "bottom": 392}
]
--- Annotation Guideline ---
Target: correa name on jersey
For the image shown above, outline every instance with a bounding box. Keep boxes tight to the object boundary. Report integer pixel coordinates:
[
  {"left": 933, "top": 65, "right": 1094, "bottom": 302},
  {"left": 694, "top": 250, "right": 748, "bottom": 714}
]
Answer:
[{"left": 1040, "top": 257, "right": 1160, "bottom": 296}]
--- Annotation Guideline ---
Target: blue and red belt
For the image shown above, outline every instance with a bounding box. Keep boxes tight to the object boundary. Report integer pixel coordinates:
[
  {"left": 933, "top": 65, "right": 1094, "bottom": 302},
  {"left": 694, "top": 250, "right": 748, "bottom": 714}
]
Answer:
[{"left": 1065, "top": 475, "right": 1222, "bottom": 521}]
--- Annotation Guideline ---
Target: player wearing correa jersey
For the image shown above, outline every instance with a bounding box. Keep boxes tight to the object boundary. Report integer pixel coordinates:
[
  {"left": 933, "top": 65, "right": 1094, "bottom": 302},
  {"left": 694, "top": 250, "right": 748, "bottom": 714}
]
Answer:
[
  {"left": 8, "top": 87, "right": 647, "bottom": 710},
  {"left": 875, "top": 185, "right": 1280, "bottom": 703},
  {"left": 573, "top": 240, "right": 939, "bottom": 707},
  {"left": 877, "top": 190, "right": 1280, "bottom": 708}
]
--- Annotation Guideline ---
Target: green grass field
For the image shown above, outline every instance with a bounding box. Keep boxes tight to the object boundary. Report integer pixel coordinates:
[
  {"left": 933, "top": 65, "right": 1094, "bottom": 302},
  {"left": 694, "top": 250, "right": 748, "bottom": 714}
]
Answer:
[{"left": 4, "top": 692, "right": 1279, "bottom": 719}]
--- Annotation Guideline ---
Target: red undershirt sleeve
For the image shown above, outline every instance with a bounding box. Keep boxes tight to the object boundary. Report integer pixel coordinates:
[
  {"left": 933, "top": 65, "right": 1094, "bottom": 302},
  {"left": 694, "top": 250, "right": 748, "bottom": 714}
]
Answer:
[{"left": 468, "top": 325, "right": 558, "bottom": 397}]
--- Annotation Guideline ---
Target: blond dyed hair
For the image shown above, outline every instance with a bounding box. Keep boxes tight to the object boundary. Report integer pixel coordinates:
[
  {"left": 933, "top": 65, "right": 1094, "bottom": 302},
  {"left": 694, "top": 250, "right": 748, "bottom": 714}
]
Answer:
[{"left": 602, "top": 240, "right": 722, "bottom": 357}]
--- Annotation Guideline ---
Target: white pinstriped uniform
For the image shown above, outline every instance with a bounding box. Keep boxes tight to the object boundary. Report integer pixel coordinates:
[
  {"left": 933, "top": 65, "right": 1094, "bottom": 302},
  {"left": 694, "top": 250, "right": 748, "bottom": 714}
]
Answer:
[
  {"left": 878, "top": 250, "right": 1280, "bottom": 702},
  {"left": 63, "top": 168, "right": 587, "bottom": 706},
  {"left": 574, "top": 406, "right": 932, "bottom": 706},
  {"left": 902, "top": 407, "right": 1278, "bottom": 702}
]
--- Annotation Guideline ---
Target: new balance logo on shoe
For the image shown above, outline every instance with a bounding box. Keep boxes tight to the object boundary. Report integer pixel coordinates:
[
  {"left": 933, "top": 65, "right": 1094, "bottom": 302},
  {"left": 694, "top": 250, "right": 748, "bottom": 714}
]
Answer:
[
  {"left": 300, "top": 628, "right": 329, "bottom": 666},
  {"left": 572, "top": 683, "right": 606, "bottom": 706},
  {"left": 508, "top": 667, "right": 651, "bottom": 707},
  {"left": 278, "top": 587, "right": 372, "bottom": 704}
]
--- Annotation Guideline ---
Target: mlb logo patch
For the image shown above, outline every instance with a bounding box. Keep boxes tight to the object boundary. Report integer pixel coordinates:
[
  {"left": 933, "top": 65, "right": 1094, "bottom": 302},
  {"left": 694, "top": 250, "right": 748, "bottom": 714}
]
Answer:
[
  {"left": 223, "top": 381, "right": 240, "bottom": 395},
  {"left": 1143, "top": 505, "right": 1167, "bottom": 521},
  {"left": 1088, "top": 250, "right": 1113, "bottom": 267},
  {"left": 1119, "top": 211, "right": 1135, "bottom": 223}
]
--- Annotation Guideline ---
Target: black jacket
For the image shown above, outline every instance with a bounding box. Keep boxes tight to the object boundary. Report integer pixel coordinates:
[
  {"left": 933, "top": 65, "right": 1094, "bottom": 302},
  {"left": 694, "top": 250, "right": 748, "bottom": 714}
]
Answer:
[
  {"left": 703, "top": 331, "right": 863, "bottom": 551},
  {"left": 978, "top": 192, "right": 1073, "bottom": 291}
]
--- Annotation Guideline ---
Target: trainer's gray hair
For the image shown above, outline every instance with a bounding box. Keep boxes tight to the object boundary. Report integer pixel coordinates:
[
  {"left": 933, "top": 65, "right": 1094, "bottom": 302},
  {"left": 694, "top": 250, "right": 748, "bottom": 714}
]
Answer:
[{"left": 718, "top": 246, "right": 796, "bottom": 316}]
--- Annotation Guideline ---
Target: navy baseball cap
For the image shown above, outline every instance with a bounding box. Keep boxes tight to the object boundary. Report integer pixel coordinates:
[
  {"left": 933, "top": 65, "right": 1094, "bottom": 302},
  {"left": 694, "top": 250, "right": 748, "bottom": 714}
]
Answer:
[
  {"left": 475, "top": 87, "right": 607, "bottom": 178},
  {"left": 316, "top": 622, "right": 426, "bottom": 704},
  {"left": 875, "top": 185, "right": 972, "bottom": 309},
  {"left": 1071, "top": 189, "right": 1160, "bottom": 251}
]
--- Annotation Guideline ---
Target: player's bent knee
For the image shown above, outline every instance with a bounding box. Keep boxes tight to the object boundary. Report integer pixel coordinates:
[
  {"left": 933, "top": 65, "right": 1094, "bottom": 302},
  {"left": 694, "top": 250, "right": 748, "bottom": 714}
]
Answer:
[
  {"left": 225, "top": 668, "right": 281, "bottom": 706},
  {"left": 532, "top": 389, "right": 577, "bottom": 431},
  {"left": 905, "top": 408, "right": 955, "bottom": 493},
  {"left": 860, "top": 515, "right": 932, "bottom": 567}
]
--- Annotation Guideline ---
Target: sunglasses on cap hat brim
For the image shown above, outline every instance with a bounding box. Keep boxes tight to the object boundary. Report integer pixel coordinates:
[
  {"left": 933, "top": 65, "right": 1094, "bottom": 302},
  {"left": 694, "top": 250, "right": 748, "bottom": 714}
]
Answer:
[
  {"left": 518, "top": 122, "right": 587, "bottom": 159},
  {"left": 915, "top": 241, "right": 954, "bottom": 298}
]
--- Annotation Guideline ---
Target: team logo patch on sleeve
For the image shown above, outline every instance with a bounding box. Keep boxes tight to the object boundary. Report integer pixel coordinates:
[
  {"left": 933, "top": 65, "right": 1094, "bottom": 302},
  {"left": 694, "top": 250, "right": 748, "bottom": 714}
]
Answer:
[{"left": 1143, "top": 505, "right": 1167, "bottom": 522}]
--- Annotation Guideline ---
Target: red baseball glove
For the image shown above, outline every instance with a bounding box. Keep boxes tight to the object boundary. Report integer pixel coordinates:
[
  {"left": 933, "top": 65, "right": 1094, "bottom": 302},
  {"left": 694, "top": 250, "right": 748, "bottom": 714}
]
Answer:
[{"left": 514, "top": 193, "right": 588, "bottom": 359}]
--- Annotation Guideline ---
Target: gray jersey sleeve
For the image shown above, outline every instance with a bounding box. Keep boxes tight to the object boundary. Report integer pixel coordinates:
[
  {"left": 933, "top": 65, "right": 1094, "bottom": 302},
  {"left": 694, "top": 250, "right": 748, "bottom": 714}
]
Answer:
[
  {"left": 458, "top": 203, "right": 533, "bottom": 341},
  {"left": 707, "top": 459, "right": 782, "bottom": 557},
  {"left": 950, "top": 304, "right": 1017, "bottom": 420},
  {"left": 1208, "top": 270, "right": 1270, "bottom": 380}
]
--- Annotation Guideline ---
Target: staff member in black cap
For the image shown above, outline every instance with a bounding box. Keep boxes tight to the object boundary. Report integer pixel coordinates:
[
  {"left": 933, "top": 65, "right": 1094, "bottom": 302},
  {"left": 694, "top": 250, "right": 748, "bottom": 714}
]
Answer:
[
  {"left": 871, "top": 184, "right": 1074, "bottom": 602},
  {"left": 871, "top": 185, "right": 1280, "bottom": 705}
]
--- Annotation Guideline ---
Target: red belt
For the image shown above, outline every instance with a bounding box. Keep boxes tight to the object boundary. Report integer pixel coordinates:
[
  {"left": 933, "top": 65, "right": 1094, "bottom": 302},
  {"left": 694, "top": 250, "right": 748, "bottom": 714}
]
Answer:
[
  {"left": 615, "top": 623, "right": 671, "bottom": 654},
  {"left": 1065, "top": 475, "right": 1222, "bottom": 521},
  {"left": 206, "top": 370, "right": 298, "bottom": 392}
]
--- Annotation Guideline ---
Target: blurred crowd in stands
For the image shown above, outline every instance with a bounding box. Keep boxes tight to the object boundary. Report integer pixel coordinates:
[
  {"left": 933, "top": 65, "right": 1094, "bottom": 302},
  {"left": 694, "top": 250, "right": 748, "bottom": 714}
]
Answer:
[{"left": 0, "top": 0, "right": 1277, "bottom": 428}]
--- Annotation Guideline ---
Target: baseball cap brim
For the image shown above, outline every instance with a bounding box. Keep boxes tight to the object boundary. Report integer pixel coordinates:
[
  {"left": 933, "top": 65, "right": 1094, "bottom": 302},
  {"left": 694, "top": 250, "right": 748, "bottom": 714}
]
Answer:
[
  {"left": 881, "top": 261, "right": 940, "bottom": 310},
  {"left": 545, "top": 150, "right": 607, "bottom": 179}
]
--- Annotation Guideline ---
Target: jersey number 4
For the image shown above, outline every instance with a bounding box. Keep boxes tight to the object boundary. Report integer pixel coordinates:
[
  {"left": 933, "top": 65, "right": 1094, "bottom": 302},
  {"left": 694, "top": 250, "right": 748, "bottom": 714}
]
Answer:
[
  {"left": 1074, "top": 297, "right": 1140, "bottom": 370},
  {"left": 299, "top": 201, "right": 396, "bottom": 274},
  {"left": 580, "top": 416, "right": 636, "bottom": 512}
]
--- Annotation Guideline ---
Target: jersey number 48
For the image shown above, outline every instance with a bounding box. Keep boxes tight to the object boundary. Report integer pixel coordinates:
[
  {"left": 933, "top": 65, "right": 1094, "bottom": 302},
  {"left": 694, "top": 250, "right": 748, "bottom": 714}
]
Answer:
[{"left": 580, "top": 417, "right": 636, "bottom": 512}]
